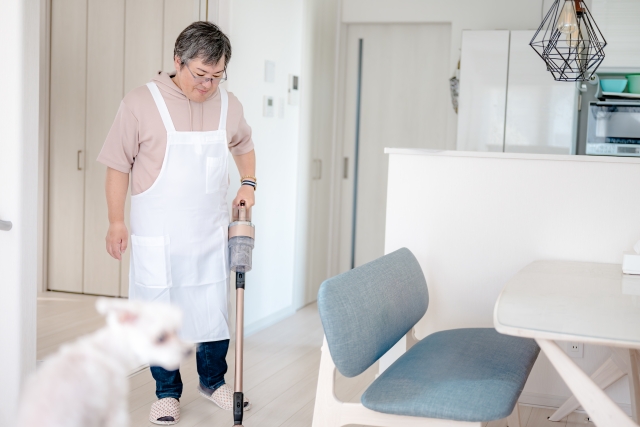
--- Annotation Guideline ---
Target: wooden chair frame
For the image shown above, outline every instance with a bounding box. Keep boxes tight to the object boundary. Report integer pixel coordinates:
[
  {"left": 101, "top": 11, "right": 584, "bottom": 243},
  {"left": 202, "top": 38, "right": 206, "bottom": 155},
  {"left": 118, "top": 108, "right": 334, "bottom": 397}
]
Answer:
[{"left": 312, "top": 333, "right": 523, "bottom": 427}]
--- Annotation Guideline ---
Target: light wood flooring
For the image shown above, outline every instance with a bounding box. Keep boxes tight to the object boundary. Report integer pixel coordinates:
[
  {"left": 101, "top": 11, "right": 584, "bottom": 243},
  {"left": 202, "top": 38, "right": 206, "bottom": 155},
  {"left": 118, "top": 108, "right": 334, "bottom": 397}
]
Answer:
[{"left": 37, "top": 292, "right": 594, "bottom": 427}]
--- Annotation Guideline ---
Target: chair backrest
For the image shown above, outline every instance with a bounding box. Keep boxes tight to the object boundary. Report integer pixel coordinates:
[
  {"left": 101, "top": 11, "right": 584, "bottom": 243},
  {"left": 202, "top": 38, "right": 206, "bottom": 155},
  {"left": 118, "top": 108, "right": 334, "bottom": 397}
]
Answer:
[{"left": 317, "top": 248, "right": 429, "bottom": 377}]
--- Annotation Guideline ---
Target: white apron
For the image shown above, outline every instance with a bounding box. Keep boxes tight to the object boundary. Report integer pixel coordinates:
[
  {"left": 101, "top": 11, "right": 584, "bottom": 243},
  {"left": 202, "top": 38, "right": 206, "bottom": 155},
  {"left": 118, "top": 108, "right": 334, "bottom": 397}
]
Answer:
[{"left": 128, "top": 82, "right": 230, "bottom": 343}]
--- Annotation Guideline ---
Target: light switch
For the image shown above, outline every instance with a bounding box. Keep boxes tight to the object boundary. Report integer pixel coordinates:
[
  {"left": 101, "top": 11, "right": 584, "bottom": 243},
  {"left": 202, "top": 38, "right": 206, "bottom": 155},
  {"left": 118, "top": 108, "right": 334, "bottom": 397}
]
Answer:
[
  {"left": 288, "top": 74, "right": 299, "bottom": 105},
  {"left": 263, "top": 96, "right": 274, "bottom": 118}
]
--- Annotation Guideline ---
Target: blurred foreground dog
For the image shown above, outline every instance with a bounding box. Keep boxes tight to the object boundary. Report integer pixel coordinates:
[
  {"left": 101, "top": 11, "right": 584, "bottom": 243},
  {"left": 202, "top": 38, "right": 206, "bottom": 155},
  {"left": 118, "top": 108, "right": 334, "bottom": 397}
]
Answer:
[{"left": 17, "top": 299, "right": 192, "bottom": 427}]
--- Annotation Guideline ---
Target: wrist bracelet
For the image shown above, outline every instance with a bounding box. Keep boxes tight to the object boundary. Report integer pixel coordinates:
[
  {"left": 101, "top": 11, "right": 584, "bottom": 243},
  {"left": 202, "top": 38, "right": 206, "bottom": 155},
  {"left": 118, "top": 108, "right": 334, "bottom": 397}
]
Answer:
[{"left": 241, "top": 180, "right": 257, "bottom": 191}]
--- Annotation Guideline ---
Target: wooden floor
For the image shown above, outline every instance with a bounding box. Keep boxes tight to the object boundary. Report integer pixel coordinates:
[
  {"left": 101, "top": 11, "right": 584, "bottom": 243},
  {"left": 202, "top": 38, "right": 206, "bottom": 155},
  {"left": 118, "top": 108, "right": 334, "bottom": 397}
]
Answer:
[{"left": 37, "top": 292, "right": 593, "bottom": 427}]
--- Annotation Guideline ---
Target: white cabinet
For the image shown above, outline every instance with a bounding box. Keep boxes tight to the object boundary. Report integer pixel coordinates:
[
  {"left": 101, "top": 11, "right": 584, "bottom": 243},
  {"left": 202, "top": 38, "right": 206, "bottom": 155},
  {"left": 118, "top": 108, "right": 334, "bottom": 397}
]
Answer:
[
  {"left": 592, "top": 0, "right": 640, "bottom": 69},
  {"left": 505, "top": 31, "right": 577, "bottom": 154},
  {"left": 457, "top": 30, "right": 577, "bottom": 154},
  {"left": 457, "top": 31, "right": 510, "bottom": 152}
]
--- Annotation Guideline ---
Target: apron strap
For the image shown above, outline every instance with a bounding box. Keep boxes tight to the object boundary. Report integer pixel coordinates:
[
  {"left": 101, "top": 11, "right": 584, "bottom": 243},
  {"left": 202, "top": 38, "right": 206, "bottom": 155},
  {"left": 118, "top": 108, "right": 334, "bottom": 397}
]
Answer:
[
  {"left": 146, "top": 82, "right": 176, "bottom": 133},
  {"left": 218, "top": 87, "right": 228, "bottom": 131}
]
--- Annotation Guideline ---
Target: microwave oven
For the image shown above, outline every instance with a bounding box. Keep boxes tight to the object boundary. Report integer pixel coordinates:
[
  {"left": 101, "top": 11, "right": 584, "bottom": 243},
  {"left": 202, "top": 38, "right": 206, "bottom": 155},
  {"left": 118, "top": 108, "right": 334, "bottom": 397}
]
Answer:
[{"left": 586, "top": 102, "right": 640, "bottom": 157}]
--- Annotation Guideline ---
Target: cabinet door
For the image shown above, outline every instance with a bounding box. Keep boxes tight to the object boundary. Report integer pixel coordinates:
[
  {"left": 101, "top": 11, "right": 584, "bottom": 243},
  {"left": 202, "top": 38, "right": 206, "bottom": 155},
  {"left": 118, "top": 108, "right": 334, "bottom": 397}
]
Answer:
[
  {"left": 163, "top": 0, "right": 203, "bottom": 71},
  {"left": 83, "top": 0, "right": 125, "bottom": 296},
  {"left": 456, "top": 31, "right": 510, "bottom": 152},
  {"left": 592, "top": 0, "right": 640, "bottom": 69},
  {"left": 48, "top": 0, "right": 88, "bottom": 293},
  {"left": 504, "top": 31, "right": 577, "bottom": 155}
]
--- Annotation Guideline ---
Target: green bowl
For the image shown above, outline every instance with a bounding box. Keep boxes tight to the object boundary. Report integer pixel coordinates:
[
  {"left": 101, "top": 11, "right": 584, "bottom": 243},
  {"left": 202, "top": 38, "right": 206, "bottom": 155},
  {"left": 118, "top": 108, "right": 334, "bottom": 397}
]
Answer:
[{"left": 627, "top": 75, "right": 640, "bottom": 94}]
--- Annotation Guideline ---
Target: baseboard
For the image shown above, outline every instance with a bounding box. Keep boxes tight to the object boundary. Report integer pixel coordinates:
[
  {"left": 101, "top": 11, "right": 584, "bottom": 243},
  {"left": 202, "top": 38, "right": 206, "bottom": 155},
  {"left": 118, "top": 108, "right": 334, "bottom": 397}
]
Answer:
[
  {"left": 244, "top": 305, "right": 296, "bottom": 337},
  {"left": 519, "top": 391, "right": 632, "bottom": 416}
]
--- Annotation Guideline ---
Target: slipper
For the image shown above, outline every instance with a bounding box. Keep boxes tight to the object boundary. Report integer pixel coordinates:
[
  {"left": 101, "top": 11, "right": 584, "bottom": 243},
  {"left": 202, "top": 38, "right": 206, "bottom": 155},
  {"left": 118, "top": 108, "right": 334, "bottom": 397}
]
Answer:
[
  {"left": 198, "top": 383, "right": 251, "bottom": 411},
  {"left": 149, "top": 398, "right": 180, "bottom": 425}
]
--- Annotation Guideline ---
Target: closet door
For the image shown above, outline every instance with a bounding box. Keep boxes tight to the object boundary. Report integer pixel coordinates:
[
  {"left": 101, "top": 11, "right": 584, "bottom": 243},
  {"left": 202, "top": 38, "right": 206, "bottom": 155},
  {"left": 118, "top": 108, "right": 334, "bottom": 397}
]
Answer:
[
  {"left": 49, "top": 0, "right": 205, "bottom": 296},
  {"left": 163, "top": 0, "right": 203, "bottom": 71},
  {"left": 119, "top": 0, "right": 166, "bottom": 297},
  {"left": 48, "top": 0, "right": 87, "bottom": 293},
  {"left": 82, "top": 0, "right": 126, "bottom": 296},
  {"left": 339, "top": 24, "right": 452, "bottom": 271}
]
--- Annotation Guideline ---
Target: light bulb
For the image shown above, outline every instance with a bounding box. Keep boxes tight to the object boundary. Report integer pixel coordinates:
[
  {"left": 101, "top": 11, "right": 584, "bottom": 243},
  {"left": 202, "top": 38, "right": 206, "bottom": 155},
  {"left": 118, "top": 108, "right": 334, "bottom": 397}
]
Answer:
[
  {"left": 566, "top": 27, "right": 580, "bottom": 47},
  {"left": 557, "top": 0, "right": 579, "bottom": 34}
]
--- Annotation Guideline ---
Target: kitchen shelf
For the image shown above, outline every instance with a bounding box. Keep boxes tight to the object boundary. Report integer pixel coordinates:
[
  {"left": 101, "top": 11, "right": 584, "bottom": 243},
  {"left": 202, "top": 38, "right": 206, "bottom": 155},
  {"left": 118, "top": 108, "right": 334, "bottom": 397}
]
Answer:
[{"left": 600, "top": 92, "right": 640, "bottom": 100}]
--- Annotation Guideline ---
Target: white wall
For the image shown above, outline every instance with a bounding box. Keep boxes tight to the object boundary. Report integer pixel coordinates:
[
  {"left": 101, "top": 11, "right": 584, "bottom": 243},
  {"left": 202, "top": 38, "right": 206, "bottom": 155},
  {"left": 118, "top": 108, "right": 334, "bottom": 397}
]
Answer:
[
  {"left": 226, "top": 0, "right": 304, "bottom": 331},
  {"left": 385, "top": 149, "right": 640, "bottom": 411},
  {"left": 0, "top": 0, "right": 41, "bottom": 423}
]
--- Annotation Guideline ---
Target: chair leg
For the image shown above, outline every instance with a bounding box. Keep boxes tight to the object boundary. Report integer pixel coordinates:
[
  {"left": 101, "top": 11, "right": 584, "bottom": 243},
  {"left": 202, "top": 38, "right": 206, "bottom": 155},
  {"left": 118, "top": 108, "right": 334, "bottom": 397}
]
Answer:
[
  {"left": 506, "top": 403, "right": 521, "bottom": 427},
  {"left": 312, "top": 337, "right": 343, "bottom": 427}
]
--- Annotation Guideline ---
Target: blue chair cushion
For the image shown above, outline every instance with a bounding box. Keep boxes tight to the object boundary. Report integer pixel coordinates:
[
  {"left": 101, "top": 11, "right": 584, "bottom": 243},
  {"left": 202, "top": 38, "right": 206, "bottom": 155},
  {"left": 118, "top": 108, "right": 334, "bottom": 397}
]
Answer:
[
  {"left": 318, "top": 248, "right": 429, "bottom": 378},
  {"left": 361, "top": 328, "right": 540, "bottom": 422}
]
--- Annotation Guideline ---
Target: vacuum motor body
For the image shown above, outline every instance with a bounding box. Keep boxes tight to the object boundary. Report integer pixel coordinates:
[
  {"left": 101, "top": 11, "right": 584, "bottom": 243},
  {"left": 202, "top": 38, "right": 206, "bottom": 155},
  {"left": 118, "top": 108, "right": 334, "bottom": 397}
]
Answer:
[{"left": 229, "top": 204, "right": 255, "bottom": 273}]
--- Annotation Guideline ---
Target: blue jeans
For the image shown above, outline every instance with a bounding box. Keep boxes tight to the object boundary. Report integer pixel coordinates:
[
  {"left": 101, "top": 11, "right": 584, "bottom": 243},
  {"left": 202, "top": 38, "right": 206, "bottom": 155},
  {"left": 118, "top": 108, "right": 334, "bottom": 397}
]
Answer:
[{"left": 151, "top": 339, "right": 229, "bottom": 399}]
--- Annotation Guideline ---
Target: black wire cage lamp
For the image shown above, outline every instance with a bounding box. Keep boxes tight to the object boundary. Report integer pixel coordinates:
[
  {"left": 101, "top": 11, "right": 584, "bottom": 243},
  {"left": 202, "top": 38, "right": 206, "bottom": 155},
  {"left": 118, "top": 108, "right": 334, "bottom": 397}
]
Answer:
[{"left": 530, "top": 0, "right": 607, "bottom": 82}]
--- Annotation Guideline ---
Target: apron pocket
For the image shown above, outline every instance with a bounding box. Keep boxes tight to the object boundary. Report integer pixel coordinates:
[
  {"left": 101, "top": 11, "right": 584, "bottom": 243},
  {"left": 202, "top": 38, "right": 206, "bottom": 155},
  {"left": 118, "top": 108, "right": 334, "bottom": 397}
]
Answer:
[
  {"left": 131, "top": 235, "right": 172, "bottom": 288},
  {"left": 206, "top": 156, "right": 227, "bottom": 194}
]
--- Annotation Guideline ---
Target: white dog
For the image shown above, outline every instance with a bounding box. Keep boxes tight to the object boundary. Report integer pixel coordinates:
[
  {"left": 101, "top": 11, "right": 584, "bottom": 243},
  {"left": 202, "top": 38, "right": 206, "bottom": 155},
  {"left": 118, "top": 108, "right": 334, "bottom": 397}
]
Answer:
[{"left": 17, "top": 298, "right": 193, "bottom": 427}]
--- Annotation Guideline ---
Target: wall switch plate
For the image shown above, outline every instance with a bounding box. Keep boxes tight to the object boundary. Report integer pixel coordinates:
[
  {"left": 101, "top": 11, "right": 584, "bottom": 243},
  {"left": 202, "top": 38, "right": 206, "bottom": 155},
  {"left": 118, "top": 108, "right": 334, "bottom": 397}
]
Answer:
[
  {"left": 566, "top": 342, "right": 584, "bottom": 358},
  {"left": 263, "top": 96, "right": 274, "bottom": 118},
  {"left": 288, "top": 74, "right": 299, "bottom": 105}
]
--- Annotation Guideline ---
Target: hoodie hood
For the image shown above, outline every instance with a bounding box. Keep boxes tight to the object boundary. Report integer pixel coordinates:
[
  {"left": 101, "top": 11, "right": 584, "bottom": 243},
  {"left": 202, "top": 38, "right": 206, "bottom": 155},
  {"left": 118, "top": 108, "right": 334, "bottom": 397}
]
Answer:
[
  {"left": 152, "top": 71, "right": 220, "bottom": 102},
  {"left": 152, "top": 71, "right": 220, "bottom": 131}
]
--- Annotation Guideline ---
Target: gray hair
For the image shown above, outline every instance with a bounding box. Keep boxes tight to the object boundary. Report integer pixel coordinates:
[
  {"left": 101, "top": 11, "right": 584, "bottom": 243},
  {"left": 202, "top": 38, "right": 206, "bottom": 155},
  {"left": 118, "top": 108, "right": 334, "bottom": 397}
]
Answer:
[{"left": 174, "top": 21, "right": 231, "bottom": 68}]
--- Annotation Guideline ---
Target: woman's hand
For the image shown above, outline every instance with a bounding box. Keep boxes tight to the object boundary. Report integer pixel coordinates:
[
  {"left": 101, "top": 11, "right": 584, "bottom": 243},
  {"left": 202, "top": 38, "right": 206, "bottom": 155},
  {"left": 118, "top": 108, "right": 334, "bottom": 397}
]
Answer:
[
  {"left": 106, "top": 221, "right": 129, "bottom": 261},
  {"left": 233, "top": 185, "right": 255, "bottom": 208}
]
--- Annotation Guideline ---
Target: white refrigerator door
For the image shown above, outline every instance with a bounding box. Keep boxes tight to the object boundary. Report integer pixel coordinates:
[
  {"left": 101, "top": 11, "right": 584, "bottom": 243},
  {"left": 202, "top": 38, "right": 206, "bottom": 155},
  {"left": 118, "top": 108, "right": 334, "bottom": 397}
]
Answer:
[
  {"left": 457, "top": 30, "right": 510, "bottom": 152},
  {"left": 504, "top": 30, "right": 577, "bottom": 155}
]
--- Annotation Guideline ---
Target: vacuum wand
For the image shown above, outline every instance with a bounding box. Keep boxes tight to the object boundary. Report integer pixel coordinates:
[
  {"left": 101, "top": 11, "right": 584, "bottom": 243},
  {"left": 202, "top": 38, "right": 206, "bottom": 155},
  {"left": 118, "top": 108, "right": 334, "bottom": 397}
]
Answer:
[
  {"left": 228, "top": 201, "right": 255, "bottom": 426},
  {"left": 234, "top": 272, "right": 245, "bottom": 425}
]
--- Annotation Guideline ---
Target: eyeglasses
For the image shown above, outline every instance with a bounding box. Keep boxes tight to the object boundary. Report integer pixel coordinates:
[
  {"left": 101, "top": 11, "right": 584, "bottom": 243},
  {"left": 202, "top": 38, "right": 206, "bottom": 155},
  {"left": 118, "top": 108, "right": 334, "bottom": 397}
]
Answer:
[{"left": 183, "top": 62, "right": 227, "bottom": 85}]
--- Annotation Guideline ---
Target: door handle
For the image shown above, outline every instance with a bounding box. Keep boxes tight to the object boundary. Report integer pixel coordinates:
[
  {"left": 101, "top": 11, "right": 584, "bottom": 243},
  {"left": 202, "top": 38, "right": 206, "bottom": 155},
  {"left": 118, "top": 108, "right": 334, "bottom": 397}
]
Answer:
[
  {"left": 0, "top": 219, "right": 12, "bottom": 231},
  {"left": 313, "top": 159, "right": 322, "bottom": 180},
  {"left": 77, "top": 150, "right": 84, "bottom": 171}
]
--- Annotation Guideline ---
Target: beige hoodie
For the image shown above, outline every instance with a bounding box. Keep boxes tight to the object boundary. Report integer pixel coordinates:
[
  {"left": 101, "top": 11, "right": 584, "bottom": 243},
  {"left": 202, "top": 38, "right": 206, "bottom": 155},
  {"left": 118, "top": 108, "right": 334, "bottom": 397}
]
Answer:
[{"left": 97, "top": 71, "right": 254, "bottom": 195}]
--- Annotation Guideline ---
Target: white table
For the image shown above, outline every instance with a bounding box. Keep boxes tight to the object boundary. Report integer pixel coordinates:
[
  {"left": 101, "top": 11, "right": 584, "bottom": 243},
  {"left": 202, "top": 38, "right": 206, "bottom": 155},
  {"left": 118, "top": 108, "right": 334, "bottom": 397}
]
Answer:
[{"left": 494, "top": 260, "right": 640, "bottom": 427}]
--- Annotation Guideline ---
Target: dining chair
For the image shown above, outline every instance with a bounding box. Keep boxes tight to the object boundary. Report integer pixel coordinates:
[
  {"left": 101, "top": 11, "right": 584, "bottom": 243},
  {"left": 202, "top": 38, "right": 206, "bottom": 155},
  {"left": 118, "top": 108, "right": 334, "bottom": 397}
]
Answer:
[{"left": 312, "top": 248, "right": 540, "bottom": 427}]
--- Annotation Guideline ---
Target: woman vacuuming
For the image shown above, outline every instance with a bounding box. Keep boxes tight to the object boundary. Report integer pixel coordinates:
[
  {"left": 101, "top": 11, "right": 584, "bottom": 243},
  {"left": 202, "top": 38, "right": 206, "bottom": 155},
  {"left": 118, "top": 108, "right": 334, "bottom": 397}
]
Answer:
[{"left": 99, "top": 21, "right": 255, "bottom": 425}]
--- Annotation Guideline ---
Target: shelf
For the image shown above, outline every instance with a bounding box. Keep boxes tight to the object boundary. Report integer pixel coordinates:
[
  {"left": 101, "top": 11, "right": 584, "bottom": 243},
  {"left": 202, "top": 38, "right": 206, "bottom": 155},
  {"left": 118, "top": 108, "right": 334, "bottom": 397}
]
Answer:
[{"left": 600, "top": 92, "right": 640, "bottom": 100}]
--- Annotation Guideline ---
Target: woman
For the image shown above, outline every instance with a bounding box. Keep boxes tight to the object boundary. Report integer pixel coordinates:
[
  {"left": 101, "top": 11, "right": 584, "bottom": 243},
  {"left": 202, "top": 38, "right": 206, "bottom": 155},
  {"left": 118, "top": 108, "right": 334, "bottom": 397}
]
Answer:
[{"left": 98, "top": 22, "right": 255, "bottom": 425}]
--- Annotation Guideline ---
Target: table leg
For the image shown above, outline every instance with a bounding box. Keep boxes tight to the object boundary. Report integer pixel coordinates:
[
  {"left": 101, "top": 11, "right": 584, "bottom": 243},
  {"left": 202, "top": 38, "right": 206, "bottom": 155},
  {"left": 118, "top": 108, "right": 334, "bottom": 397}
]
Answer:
[
  {"left": 549, "top": 355, "right": 626, "bottom": 421},
  {"left": 536, "top": 339, "right": 637, "bottom": 427},
  {"left": 626, "top": 349, "right": 640, "bottom": 422}
]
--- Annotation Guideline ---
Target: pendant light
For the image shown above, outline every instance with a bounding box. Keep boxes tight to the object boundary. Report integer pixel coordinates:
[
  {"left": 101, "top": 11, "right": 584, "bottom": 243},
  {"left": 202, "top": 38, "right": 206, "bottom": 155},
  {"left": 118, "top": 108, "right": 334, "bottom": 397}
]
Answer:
[{"left": 530, "top": 0, "right": 606, "bottom": 81}]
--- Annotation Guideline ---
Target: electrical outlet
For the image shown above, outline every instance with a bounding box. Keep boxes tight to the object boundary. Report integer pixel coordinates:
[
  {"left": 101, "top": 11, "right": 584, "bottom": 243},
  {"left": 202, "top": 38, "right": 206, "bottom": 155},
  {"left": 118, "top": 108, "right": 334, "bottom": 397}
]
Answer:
[{"left": 566, "top": 342, "right": 584, "bottom": 358}]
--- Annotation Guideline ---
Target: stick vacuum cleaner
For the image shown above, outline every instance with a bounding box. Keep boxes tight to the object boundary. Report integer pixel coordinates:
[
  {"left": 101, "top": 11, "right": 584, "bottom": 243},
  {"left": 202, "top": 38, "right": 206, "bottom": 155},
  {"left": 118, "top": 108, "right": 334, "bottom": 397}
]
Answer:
[{"left": 228, "top": 201, "right": 255, "bottom": 427}]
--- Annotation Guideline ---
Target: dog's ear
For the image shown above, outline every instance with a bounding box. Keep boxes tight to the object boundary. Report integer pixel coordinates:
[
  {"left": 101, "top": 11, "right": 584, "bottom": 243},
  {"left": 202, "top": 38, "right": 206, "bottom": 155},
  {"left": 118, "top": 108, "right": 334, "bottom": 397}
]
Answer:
[{"left": 96, "top": 298, "right": 139, "bottom": 325}]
